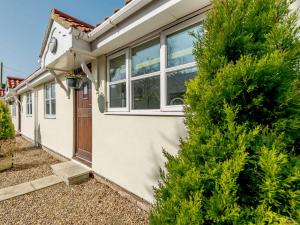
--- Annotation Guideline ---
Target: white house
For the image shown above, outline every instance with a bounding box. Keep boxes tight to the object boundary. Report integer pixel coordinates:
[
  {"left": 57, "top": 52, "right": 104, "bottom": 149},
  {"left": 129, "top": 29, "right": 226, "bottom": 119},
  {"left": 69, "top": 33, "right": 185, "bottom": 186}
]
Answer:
[{"left": 9, "top": 0, "right": 300, "bottom": 204}]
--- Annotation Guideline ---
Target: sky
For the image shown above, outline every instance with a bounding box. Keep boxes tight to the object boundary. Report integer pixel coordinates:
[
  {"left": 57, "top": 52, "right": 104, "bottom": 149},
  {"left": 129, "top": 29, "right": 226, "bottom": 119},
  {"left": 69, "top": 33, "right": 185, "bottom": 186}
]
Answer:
[{"left": 0, "top": 0, "right": 124, "bottom": 81}]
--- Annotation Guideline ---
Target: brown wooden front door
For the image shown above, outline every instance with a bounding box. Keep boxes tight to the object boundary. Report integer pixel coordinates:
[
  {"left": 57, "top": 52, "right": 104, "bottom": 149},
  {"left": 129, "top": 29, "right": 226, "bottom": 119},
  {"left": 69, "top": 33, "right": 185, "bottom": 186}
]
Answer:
[{"left": 75, "top": 77, "right": 92, "bottom": 163}]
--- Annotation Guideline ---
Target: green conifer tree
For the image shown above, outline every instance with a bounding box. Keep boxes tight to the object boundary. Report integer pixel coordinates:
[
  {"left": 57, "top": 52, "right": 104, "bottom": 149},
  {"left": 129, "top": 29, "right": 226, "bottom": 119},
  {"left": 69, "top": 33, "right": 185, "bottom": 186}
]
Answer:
[
  {"left": 0, "top": 100, "right": 15, "bottom": 139},
  {"left": 150, "top": 0, "right": 300, "bottom": 224}
]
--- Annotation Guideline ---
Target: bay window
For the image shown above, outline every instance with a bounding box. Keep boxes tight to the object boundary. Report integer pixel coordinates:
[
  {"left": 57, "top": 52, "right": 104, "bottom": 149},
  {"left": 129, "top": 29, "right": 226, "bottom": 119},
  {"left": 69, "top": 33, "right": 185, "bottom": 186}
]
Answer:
[
  {"left": 106, "top": 18, "right": 203, "bottom": 114},
  {"left": 45, "top": 82, "right": 56, "bottom": 117}
]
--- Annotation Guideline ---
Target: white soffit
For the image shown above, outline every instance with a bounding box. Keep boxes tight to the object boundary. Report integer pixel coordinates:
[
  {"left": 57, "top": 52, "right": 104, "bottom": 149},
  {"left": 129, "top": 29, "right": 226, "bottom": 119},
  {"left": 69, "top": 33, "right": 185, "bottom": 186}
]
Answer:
[{"left": 91, "top": 0, "right": 211, "bottom": 56}]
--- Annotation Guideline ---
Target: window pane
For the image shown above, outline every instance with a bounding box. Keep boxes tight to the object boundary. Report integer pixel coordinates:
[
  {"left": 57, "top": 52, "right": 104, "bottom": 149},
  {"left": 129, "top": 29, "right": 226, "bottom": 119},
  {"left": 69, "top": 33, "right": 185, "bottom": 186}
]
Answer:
[
  {"left": 83, "top": 82, "right": 88, "bottom": 97},
  {"left": 167, "top": 25, "right": 203, "bottom": 68},
  {"left": 46, "top": 100, "right": 50, "bottom": 115},
  {"left": 167, "top": 67, "right": 197, "bottom": 105},
  {"left": 132, "top": 38, "right": 160, "bottom": 77},
  {"left": 109, "top": 83, "right": 126, "bottom": 108},
  {"left": 51, "top": 99, "right": 56, "bottom": 115},
  {"left": 132, "top": 76, "right": 160, "bottom": 109},
  {"left": 45, "top": 86, "right": 49, "bottom": 99},
  {"left": 109, "top": 54, "right": 126, "bottom": 82},
  {"left": 51, "top": 83, "right": 55, "bottom": 99},
  {"left": 12, "top": 104, "right": 16, "bottom": 116}
]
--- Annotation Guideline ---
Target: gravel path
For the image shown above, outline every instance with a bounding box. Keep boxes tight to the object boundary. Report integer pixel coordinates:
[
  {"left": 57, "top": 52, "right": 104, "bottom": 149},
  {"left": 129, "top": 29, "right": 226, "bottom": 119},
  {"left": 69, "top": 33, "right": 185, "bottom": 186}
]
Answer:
[
  {"left": 0, "top": 179, "right": 149, "bottom": 225},
  {"left": 0, "top": 137, "right": 149, "bottom": 224},
  {"left": 0, "top": 137, "right": 60, "bottom": 189}
]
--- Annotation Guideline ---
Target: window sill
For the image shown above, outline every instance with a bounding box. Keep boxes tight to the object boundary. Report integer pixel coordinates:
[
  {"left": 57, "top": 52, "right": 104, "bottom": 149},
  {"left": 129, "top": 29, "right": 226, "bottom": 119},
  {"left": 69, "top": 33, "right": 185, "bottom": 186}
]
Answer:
[
  {"left": 104, "top": 111, "right": 184, "bottom": 116},
  {"left": 44, "top": 115, "right": 56, "bottom": 119},
  {"left": 26, "top": 114, "right": 33, "bottom": 117}
]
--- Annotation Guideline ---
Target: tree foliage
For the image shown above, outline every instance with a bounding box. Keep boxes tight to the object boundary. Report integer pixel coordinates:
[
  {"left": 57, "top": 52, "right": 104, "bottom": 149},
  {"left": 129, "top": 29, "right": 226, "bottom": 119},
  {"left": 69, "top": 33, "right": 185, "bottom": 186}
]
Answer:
[
  {"left": 150, "top": 0, "right": 300, "bottom": 224},
  {"left": 0, "top": 100, "right": 15, "bottom": 140}
]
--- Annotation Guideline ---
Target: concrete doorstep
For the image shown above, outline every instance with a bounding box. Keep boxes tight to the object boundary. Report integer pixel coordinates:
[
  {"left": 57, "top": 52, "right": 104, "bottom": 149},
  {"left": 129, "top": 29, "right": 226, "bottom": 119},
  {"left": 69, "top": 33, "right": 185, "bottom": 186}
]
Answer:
[
  {"left": 51, "top": 161, "right": 91, "bottom": 185},
  {"left": 0, "top": 175, "right": 62, "bottom": 202}
]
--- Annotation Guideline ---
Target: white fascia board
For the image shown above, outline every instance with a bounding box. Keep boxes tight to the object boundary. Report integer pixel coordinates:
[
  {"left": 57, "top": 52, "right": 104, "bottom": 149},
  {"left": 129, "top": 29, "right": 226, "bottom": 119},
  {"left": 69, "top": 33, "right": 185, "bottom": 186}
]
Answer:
[
  {"left": 91, "top": 0, "right": 211, "bottom": 55},
  {"left": 29, "top": 70, "right": 53, "bottom": 88},
  {"left": 87, "top": 0, "right": 153, "bottom": 42},
  {"left": 14, "top": 68, "right": 45, "bottom": 93},
  {"left": 14, "top": 68, "right": 50, "bottom": 94}
]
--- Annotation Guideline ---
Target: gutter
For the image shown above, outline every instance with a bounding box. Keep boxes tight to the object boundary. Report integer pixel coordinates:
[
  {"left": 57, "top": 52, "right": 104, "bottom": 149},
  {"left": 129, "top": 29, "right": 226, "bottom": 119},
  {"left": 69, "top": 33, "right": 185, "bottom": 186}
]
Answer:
[
  {"left": 14, "top": 68, "right": 46, "bottom": 93},
  {"left": 69, "top": 0, "right": 153, "bottom": 42}
]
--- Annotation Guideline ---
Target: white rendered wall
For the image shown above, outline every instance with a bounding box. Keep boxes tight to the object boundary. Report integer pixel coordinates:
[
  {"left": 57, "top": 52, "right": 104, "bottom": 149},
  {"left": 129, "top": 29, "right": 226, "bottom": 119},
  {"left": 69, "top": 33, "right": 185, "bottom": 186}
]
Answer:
[
  {"left": 35, "top": 75, "right": 74, "bottom": 158},
  {"left": 41, "top": 21, "right": 72, "bottom": 68},
  {"left": 91, "top": 56, "right": 187, "bottom": 203}
]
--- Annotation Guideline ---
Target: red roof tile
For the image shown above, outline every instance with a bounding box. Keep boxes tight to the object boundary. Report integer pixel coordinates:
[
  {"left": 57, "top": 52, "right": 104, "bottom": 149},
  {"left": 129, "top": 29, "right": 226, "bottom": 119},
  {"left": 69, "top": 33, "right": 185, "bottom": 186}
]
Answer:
[
  {"left": 0, "top": 89, "right": 5, "bottom": 97},
  {"left": 125, "top": 0, "right": 132, "bottom": 5},
  {"left": 52, "top": 9, "right": 95, "bottom": 33},
  {"left": 6, "top": 76, "right": 24, "bottom": 89},
  {"left": 114, "top": 8, "right": 120, "bottom": 14}
]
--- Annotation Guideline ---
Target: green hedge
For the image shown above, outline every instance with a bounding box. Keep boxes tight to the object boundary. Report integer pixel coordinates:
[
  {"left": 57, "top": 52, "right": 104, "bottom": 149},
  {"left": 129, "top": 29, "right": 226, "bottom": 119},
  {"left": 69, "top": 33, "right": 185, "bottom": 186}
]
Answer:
[
  {"left": 150, "top": 0, "right": 300, "bottom": 224},
  {"left": 0, "top": 100, "right": 15, "bottom": 140}
]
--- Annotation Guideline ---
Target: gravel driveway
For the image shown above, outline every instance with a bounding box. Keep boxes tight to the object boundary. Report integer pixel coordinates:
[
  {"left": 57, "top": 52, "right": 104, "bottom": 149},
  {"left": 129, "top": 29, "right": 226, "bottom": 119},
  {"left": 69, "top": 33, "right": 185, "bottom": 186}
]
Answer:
[
  {"left": 0, "top": 137, "right": 149, "bottom": 224},
  {"left": 0, "top": 179, "right": 149, "bottom": 225},
  {"left": 0, "top": 137, "right": 60, "bottom": 189}
]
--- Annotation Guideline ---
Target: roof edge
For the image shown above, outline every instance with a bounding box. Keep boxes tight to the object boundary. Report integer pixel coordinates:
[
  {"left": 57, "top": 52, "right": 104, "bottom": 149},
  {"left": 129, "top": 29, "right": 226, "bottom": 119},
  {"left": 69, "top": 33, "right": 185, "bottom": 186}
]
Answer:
[{"left": 39, "top": 8, "right": 95, "bottom": 58}]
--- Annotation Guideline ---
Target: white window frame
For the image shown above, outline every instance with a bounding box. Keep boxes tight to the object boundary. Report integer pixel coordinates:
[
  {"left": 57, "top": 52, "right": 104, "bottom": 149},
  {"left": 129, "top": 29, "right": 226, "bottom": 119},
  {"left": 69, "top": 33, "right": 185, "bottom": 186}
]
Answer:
[
  {"left": 130, "top": 36, "right": 161, "bottom": 113},
  {"left": 107, "top": 49, "right": 130, "bottom": 112},
  {"left": 106, "top": 15, "right": 204, "bottom": 114},
  {"left": 161, "top": 17, "right": 202, "bottom": 112},
  {"left": 11, "top": 103, "right": 16, "bottom": 117},
  {"left": 44, "top": 81, "right": 56, "bottom": 118},
  {"left": 26, "top": 92, "right": 33, "bottom": 116}
]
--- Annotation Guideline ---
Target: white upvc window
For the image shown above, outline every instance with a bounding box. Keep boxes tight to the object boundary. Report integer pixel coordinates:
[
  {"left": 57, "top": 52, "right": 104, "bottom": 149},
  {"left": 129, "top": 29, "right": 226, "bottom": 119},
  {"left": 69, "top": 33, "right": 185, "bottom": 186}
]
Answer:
[
  {"left": 106, "top": 17, "right": 204, "bottom": 114},
  {"left": 107, "top": 50, "right": 129, "bottom": 112},
  {"left": 161, "top": 20, "right": 203, "bottom": 112},
  {"left": 26, "top": 92, "right": 32, "bottom": 116},
  {"left": 131, "top": 37, "right": 161, "bottom": 112},
  {"left": 12, "top": 103, "right": 16, "bottom": 117},
  {"left": 44, "top": 82, "right": 56, "bottom": 118}
]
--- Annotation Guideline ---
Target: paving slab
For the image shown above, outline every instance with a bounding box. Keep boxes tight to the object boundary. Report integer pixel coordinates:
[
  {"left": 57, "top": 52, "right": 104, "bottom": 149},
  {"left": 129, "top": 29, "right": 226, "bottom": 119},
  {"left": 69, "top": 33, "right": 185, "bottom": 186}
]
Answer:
[
  {"left": 0, "top": 182, "right": 34, "bottom": 201},
  {"left": 31, "top": 175, "right": 62, "bottom": 190},
  {"left": 0, "top": 175, "right": 62, "bottom": 202},
  {"left": 51, "top": 161, "right": 91, "bottom": 185}
]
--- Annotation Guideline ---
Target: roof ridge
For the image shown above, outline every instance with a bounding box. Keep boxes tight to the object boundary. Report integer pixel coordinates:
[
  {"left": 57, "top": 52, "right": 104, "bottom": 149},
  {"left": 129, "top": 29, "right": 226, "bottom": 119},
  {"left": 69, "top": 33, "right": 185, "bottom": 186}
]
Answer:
[
  {"left": 6, "top": 76, "right": 24, "bottom": 80},
  {"left": 52, "top": 8, "right": 95, "bottom": 29}
]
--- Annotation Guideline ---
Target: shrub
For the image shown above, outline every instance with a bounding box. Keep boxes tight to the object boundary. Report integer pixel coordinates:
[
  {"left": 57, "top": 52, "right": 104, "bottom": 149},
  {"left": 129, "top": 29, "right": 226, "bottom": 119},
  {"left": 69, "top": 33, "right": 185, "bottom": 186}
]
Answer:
[
  {"left": 0, "top": 99, "right": 15, "bottom": 140},
  {"left": 150, "top": 0, "right": 300, "bottom": 224}
]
